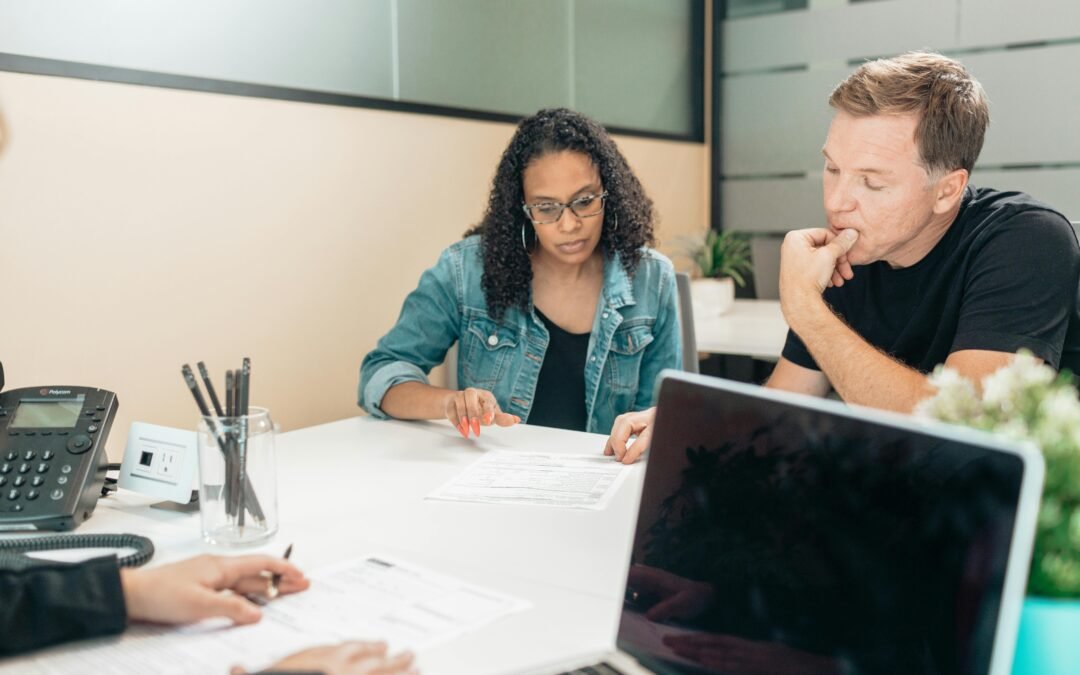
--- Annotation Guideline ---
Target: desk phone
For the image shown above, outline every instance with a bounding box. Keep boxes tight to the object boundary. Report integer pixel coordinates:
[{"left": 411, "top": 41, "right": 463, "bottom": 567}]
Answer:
[{"left": 0, "top": 385, "right": 118, "bottom": 531}]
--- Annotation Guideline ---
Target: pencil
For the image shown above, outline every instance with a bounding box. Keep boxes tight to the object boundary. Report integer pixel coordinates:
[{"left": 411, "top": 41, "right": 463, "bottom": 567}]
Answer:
[
  {"left": 237, "top": 360, "right": 251, "bottom": 529},
  {"left": 197, "top": 361, "right": 225, "bottom": 417}
]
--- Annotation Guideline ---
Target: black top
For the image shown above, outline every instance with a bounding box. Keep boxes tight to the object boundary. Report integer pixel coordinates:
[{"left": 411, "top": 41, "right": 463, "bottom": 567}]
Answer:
[
  {"left": 528, "top": 309, "right": 591, "bottom": 432},
  {"left": 0, "top": 555, "right": 127, "bottom": 656},
  {"left": 784, "top": 186, "right": 1080, "bottom": 374}
]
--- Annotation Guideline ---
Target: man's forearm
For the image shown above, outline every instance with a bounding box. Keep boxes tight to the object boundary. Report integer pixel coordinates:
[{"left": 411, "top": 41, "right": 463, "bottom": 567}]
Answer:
[{"left": 789, "top": 296, "right": 934, "bottom": 413}]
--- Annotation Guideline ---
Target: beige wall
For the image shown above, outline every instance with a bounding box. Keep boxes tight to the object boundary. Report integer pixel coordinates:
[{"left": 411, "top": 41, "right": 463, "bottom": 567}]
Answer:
[{"left": 0, "top": 71, "right": 706, "bottom": 460}]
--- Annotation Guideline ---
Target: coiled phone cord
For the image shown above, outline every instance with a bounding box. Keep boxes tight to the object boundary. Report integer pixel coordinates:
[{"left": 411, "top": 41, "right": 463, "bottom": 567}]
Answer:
[{"left": 0, "top": 533, "right": 154, "bottom": 570}]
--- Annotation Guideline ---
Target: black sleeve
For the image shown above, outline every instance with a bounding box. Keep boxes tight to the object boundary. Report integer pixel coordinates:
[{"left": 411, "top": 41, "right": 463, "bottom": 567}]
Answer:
[
  {"left": 781, "top": 328, "right": 820, "bottom": 370},
  {"left": 780, "top": 285, "right": 852, "bottom": 371},
  {"left": 0, "top": 555, "right": 127, "bottom": 656},
  {"left": 952, "top": 210, "right": 1080, "bottom": 368}
]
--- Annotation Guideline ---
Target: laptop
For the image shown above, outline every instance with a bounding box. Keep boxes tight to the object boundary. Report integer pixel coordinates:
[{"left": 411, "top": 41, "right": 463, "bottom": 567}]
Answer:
[{"left": 540, "top": 371, "right": 1044, "bottom": 675}]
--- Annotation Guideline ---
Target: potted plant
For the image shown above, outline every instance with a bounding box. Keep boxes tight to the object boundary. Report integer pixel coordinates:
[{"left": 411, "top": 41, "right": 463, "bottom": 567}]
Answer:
[
  {"left": 678, "top": 230, "right": 753, "bottom": 315},
  {"left": 916, "top": 352, "right": 1080, "bottom": 673}
]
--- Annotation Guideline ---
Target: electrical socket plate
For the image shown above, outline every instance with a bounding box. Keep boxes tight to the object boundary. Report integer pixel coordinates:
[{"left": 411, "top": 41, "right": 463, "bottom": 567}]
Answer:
[{"left": 118, "top": 422, "right": 198, "bottom": 504}]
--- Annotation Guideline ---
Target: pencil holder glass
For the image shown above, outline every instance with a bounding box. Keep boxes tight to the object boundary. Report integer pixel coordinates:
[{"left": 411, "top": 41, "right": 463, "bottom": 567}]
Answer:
[{"left": 196, "top": 407, "right": 279, "bottom": 547}]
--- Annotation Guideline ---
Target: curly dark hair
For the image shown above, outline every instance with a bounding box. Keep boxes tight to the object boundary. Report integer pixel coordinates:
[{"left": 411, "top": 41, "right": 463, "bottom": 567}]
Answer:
[{"left": 464, "top": 108, "right": 656, "bottom": 320}]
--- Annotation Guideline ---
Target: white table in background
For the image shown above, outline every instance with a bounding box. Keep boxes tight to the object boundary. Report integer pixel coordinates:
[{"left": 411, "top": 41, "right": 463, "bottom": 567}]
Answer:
[
  {"left": 693, "top": 299, "right": 788, "bottom": 360},
  {"left": 6, "top": 417, "right": 645, "bottom": 675}
]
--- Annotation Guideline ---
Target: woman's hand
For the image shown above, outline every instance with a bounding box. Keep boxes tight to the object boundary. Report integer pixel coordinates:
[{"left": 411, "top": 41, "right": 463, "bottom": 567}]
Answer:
[
  {"left": 443, "top": 387, "right": 520, "bottom": 438},
  {"left": 604, "top": 407, "right": 656, "bottom": 464},
  {"left": 120, "top": 554, "right": 309, "bottom": 626},
  {"left": 237, "top": 642, "right": 417, "bottom": 675}
]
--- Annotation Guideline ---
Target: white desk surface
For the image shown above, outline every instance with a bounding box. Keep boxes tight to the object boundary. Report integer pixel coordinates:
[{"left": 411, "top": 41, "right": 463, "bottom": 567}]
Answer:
[
  {"left": 693, "top": 299, "right": 789, "bottom": 360},
  {"left": 9, "top": 417, "right": 646, "bottom": 675}
]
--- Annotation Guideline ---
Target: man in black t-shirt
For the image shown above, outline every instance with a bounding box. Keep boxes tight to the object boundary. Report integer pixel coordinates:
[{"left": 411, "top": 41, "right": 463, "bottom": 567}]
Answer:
[
  {"left": 772, "top": 51, "right": 1080, "bottom": 413},
  {"left": 604, "top": 51, "right": 1080, "bottom": 463}
]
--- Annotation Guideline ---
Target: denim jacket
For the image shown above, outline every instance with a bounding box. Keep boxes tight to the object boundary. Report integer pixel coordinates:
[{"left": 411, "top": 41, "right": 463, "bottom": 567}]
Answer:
[{"left": 359, "top": 235, "right": 681, "bottom": 434}]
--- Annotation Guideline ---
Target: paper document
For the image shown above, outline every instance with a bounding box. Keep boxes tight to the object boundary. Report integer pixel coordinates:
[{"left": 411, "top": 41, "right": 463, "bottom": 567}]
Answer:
[
  {"left": 427, "top": 451, "right": 629, "bottom": 510},
  {"left": 6, "top": 555, "right": 529, "bottom": 675}
]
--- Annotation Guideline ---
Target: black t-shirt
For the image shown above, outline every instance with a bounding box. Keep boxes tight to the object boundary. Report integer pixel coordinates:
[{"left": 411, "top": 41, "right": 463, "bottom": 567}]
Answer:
[
  {"left": 783, "top": 186, "right": 1080, "bottom": 375},
  {"left": 528, "top": 309, "right": 590, "bottom": 432}
]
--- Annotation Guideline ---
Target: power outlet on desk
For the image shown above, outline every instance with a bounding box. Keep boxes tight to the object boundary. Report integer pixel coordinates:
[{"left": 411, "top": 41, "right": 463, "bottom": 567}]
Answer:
[{"left": 119, "top": 422, "right": 198, "bottom": 509}]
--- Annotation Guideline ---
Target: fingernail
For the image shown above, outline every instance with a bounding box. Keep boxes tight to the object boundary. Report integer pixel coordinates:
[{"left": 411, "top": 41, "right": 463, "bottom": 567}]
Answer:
[
  {"left": 484, "top": 413, "right": 493, "bottom": 425},
  {"left": 841, "top": 229, "right": 858, "bottom": 240},
  {"left": 457, "top": 420, "right": 468, "bottom": 438},
  {"left": 471, "top": 418, "right": 480, "bottom": 436}
]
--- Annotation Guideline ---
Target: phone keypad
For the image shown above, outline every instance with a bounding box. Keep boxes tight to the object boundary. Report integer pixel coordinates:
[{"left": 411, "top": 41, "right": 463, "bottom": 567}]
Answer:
[{"left": 0, "top": 449, "right": 73, "bottom": 505}]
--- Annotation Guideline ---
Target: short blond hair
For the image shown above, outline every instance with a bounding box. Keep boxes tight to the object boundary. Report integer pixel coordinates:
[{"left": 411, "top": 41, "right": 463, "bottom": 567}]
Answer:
[{"left": 829, "top": 51, "right": 989, "bottom": 175}]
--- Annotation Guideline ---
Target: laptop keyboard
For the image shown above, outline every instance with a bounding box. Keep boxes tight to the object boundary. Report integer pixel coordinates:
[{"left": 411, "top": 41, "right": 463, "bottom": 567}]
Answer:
[{"left": 558, "top": 664, "right": 626, "bottom": 675}]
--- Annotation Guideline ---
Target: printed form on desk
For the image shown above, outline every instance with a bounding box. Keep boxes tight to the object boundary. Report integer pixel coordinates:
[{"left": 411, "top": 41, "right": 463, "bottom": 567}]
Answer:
[
  {"left": 7, "top": 555, "right": 529, "bottom": 675},
  {"left": 427, "top": 450, "right": 629, "bottom": 509}
]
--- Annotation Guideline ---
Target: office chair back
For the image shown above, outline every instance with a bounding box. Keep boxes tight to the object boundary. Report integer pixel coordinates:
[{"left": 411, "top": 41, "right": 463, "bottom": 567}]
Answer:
[
  {"left": 675, "top": 272, "right": 699, "bottom": 373},
  {"left": 750, "top": 235, "right": 782, "bottom": 300}
]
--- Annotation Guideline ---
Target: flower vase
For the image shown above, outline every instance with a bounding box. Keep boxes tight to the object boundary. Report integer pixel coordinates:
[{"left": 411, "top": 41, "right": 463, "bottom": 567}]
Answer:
[{"left": 691, "top": 277, "right": 735, "bottom": 316}]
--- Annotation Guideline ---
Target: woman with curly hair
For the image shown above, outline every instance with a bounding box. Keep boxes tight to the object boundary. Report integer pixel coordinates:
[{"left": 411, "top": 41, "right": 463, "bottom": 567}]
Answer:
[{"left": 359, "top": 108, "right": 681, "bottom": 450}]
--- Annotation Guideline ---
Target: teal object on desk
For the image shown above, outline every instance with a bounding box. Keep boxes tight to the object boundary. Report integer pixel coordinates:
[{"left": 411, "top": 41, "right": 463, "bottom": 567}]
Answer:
[{"left": 1011, "top": 597, "right": 1080, "bottom": 674}]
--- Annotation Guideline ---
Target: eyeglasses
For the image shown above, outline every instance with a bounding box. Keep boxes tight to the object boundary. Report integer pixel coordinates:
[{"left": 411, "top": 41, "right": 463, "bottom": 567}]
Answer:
[{"left": 522, "top": 191, "right": 608, "bottom": 225}]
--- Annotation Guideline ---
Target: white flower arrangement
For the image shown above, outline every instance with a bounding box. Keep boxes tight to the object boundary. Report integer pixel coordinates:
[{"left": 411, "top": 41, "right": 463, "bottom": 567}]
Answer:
[{"left": 916, "top": 351, "right": 1080, "bottom": 597}]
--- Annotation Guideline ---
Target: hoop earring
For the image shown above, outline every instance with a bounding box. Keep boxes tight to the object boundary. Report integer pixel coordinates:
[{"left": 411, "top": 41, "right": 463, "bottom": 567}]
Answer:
[
  {"left": 521, "top": 223, "right": 530, "bottom": 253},
  {"left": 610, "top": 213, "right": 619, "bottom": 232}
]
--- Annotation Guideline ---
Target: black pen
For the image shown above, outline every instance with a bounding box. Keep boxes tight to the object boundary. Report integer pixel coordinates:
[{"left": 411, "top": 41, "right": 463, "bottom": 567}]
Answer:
[
  {"left": 239, "top": 358, "right": 251, "bottom": 416},
  {"left": 197, "top": 361, "right": 225, "bottom": 417},
  {"left": 268, "top": 543, "right": 294, "bottom": 599},
  {"left": 237, "top": 360, "right": 251, "bottom": 529},
  {"left": 224, "top": 370, "right": 237, "bottom": 516},
  {"left": 225, "top": 370, "right": 235, "bottom": 417}
]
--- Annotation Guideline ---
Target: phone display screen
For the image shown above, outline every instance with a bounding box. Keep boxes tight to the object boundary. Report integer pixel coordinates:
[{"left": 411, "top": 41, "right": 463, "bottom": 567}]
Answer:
[{"left": 10, "top": 396, "right": 86, "bottom": 428}]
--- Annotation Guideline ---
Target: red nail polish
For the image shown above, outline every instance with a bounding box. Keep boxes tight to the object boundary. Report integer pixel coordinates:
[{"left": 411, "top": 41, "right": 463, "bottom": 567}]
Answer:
[{"left": 471, "top": 418, "right": 480, "bottom": 436}]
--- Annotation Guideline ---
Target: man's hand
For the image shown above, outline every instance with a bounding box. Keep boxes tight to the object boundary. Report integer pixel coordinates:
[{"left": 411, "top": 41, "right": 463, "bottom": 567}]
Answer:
[
  {"left": 121, "top": 554, "right": 309, "bottom": 626},
  {"left": 603, "top": 408, "right": 656, "bottom": 464},
  {"left": 778, "top": 228, "right": 858, "bottom": 325},
  {"left": 442, "top": 387, "right": 520, "bottom": 438},
  {"left": 237, "top": 641, "right": 417, "bottom": 675}
]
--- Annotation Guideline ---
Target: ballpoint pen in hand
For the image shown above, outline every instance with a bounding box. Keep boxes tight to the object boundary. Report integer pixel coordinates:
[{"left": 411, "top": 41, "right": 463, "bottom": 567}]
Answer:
[{"left": 268, "top": 543, "right": 294, "bottom": 599}]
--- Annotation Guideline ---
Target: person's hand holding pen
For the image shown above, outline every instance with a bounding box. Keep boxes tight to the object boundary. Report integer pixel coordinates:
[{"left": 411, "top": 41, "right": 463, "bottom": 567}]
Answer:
[
  {"left": 120, "top": 554, "right": 309, "bottom": 626},
  {"left": 442, "top": 387, "right": 520, "bottom": 439}
]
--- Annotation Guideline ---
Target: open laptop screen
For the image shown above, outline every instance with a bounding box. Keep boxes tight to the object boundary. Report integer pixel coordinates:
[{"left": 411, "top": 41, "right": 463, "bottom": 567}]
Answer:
[{"left": 617, "top": 375, "right": 1033, "bottom": 675}]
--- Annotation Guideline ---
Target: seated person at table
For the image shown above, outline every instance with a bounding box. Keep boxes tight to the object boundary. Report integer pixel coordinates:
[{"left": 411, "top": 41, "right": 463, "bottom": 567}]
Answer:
[
  {"left": 359, "top": 108, "right": 681, "bottom": 436},
  {"left": 604, "top": 51, "right": 1080, "bottom": 463},
  {"left": 1, "top": 553, "right": 416, "bottom": 674}
]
